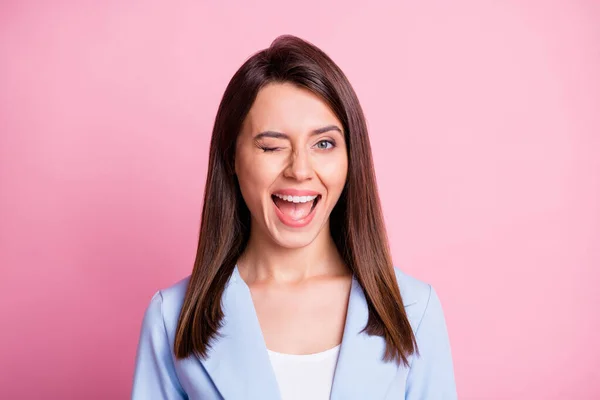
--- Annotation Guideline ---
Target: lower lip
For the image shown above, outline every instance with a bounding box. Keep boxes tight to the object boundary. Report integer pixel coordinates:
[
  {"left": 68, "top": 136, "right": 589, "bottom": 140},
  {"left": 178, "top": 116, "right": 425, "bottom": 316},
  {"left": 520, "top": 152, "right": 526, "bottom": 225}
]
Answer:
[{"left": 273, "top": 197, "right": 319, "bottom": 228}]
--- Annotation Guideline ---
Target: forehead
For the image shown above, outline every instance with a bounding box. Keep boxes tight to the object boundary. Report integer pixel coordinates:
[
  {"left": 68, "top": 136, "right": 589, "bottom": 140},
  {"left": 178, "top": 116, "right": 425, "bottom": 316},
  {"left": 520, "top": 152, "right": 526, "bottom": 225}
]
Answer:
[{"left": 243, "top": 82, "right": 342, "bottom": 133}]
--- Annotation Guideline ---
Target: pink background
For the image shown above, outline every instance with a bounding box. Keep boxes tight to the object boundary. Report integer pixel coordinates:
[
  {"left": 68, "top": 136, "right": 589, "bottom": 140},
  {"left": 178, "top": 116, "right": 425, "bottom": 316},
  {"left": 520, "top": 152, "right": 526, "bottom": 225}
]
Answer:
[{"left": 1, "top": 1, "right": 599, "bottom": 398}]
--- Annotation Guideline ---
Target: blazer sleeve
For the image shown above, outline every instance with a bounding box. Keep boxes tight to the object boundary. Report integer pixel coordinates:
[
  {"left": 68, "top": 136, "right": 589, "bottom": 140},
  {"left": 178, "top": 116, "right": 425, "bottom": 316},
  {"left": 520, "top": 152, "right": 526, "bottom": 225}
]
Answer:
[
  {"left": 131, "top": 291, "right": 187, "bottom": 400},
  {"left": 405, "top": 285, "right": 458, "bottom": 399}
]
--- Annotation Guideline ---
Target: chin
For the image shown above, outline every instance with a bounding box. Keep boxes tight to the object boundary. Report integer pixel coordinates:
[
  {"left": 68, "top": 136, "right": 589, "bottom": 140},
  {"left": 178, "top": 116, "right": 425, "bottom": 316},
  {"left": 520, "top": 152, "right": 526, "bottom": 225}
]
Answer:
[
  {"left": 265, "top": 219, "right": 327, "bottom": 250},
  {"left": 272, "top": 233, "right": 318, "bottom": 249}
]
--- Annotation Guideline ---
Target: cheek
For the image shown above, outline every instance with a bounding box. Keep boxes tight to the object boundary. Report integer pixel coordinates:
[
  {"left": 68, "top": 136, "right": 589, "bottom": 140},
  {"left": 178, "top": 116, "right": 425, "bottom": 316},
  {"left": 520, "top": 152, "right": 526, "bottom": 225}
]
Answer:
[
  {"left": 236, "top": 154, "right": 279, "bottom": 206},
  {"left": 319, "top": 155, "right": 348, "bottom": 192}
]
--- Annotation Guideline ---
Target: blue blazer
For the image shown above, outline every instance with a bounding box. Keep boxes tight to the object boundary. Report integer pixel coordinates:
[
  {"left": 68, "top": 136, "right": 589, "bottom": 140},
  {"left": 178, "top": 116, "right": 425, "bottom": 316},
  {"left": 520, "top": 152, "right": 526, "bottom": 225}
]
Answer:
[{"left": 132, "top": 266, "right": 457, "bottom": 399}]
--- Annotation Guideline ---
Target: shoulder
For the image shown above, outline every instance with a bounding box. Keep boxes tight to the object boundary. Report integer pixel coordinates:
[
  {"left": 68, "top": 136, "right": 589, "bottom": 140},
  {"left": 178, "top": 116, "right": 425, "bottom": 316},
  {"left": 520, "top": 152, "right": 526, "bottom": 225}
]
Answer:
[
  {"left": 393, "top": 267, "right": 457, "bottom": 397},
  {"left": 142, "top": 275, "right": 191, "bottom": 336},
  {"left": 392, "top": 266, "right": 445, "bottom": 334},
  {"left": 392, "top": 266, "right": 430, "bottom": 308}
]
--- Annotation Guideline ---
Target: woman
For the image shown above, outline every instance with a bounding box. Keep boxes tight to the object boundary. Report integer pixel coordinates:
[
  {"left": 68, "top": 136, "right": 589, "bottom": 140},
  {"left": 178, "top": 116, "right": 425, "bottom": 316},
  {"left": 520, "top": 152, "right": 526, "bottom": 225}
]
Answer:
[{"left": 132, "top": 35, "right": 457, "bottom": 400}]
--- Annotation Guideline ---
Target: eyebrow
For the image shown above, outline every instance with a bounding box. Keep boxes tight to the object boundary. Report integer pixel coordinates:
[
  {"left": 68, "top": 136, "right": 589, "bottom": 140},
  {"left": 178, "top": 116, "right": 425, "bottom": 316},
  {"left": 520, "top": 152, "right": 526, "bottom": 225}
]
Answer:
[{"left": 253, "top": 125, "right": 343, "bottom": 140}]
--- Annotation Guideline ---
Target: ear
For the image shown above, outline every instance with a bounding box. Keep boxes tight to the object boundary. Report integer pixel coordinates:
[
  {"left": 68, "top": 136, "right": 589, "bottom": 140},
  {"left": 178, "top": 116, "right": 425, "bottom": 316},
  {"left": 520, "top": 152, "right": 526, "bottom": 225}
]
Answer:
[
  {"left": 232, "top": 155, "right": 238, "bottom": 176},
  {"left": 232, "top": 151, "right": 237, "bottom": 176},
  {"left": 232, "top": 135, "right": 241, "bottom": 176}
]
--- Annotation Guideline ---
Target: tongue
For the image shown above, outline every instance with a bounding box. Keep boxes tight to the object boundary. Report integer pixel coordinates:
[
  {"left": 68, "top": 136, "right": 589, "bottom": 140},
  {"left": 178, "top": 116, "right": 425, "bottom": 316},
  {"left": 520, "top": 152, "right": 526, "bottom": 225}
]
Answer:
[{"left": 273, "top": 197, "right": 314, "bottom": 221}]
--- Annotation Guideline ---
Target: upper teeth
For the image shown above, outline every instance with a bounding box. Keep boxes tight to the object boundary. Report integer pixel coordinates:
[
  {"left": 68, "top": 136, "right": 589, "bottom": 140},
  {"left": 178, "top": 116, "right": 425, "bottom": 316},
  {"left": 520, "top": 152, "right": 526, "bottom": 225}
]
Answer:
[{"left": 274, "top": 194, "right": 318, "bottom": 203}]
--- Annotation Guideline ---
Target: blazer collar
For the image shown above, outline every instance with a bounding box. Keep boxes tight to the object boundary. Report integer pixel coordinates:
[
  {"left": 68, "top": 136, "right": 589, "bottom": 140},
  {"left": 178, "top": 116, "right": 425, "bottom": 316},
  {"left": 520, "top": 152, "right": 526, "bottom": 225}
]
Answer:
[{"left": 197, "top": 265, "right": 417, "bottom": 399}]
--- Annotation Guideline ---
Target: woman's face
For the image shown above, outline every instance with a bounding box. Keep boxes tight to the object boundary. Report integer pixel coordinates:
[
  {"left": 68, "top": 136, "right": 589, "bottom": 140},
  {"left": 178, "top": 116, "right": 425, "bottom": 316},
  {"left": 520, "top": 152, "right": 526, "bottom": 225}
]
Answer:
[{"left": 235, "top": 82, "right": 348, "bottom": 249}]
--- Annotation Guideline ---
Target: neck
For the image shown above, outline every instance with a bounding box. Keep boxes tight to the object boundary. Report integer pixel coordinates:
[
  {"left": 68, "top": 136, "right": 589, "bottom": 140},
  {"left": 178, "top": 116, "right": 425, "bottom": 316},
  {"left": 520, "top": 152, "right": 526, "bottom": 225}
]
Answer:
[{"left": 237, "top": 221, "right": 349, "bottom": 285}]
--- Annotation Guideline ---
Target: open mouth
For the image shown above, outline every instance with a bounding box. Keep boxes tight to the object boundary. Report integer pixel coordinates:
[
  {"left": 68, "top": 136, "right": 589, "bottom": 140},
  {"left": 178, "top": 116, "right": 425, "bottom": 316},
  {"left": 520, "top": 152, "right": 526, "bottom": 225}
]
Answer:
[{"left": 271, "top": 194, "right": 321, "bottom": 222}]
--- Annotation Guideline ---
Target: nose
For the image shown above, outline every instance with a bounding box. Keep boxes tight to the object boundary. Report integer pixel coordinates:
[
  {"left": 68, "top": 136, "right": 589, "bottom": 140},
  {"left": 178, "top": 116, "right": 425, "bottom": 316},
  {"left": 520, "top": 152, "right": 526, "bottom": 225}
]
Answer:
[{"left": 283, "top": 148, "right": 314, "bottom": 181}]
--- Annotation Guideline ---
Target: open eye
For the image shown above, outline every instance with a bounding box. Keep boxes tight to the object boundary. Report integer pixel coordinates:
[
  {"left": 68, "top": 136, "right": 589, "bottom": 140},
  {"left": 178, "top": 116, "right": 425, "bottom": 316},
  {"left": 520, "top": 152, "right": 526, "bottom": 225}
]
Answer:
[{"left": 315, "top": 140, "right": 335, "bottom": 150}]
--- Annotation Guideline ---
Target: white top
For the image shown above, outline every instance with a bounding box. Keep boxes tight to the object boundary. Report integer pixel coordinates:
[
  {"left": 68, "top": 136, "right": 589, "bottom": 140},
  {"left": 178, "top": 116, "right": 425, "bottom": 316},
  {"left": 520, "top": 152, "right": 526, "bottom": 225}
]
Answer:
[{"left": 267, "top": 345, "right": 341, "bottom": 400}]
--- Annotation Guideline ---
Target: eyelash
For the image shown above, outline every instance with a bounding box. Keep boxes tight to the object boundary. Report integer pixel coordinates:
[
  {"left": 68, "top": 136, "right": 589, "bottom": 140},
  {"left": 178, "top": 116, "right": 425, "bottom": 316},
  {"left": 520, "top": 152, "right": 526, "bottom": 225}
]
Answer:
[{"left": 259, "top": 140, "right": 336, "bottom": 152}]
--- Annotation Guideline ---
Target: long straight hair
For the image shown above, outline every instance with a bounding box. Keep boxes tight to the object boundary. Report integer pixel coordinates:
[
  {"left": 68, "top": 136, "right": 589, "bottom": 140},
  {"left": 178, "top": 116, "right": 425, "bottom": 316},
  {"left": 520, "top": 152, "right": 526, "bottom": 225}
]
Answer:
[{"left": 174, "top": 35, "right": 417, "bottom": 366}]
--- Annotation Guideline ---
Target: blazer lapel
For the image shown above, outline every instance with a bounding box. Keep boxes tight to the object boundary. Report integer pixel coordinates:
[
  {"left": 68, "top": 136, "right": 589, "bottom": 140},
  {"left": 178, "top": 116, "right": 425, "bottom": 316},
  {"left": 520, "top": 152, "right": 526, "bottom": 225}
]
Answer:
[
  {"left": 197, "top": 266, "right": 280, "bottom": 399},
  {"left": 329, "top": 275, "right": 418, "bottom": 399},
  {"left": 196, "top": 266, "right": 417, "bottom": 400}
]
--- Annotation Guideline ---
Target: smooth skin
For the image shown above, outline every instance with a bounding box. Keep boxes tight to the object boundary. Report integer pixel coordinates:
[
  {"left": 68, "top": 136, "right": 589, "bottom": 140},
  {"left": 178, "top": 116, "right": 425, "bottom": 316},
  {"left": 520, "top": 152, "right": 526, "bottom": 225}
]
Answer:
[{"left": 234, "top": 82, "right": 352, "bottom": 355}]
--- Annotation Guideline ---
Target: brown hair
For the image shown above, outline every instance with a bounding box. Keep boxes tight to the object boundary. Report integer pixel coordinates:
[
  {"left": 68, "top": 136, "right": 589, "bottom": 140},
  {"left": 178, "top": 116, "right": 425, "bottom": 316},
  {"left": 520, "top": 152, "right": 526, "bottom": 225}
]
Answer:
[{"left": 174, "top": 35, "right": 417, "bottom": 366}]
